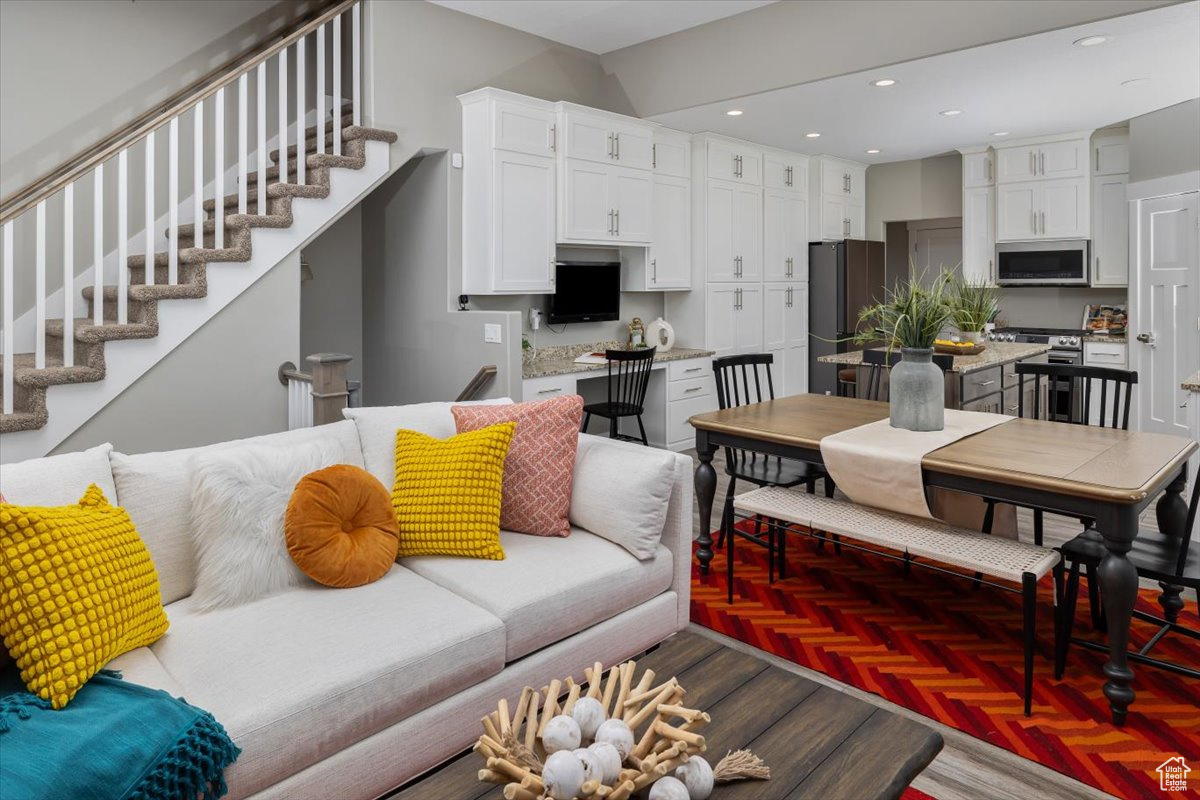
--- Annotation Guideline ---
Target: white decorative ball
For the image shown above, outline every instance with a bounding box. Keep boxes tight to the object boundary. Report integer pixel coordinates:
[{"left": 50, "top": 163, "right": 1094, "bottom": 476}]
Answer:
[
  {"left": 675, "top": 755, "right": 715, "bottom": 799},
  {"left": 570, "top": 696, "right": 607, "bottom": 740},
  {"left": 573, "top": 748, "right": 602, "bottom": 784},
  {"left": 648, "top": 775, "right": 690, "bottom": 800},
  {"left": 542, "top": 750, "right": 585, "bottom": 800},
  {"left": 542, "top": 714, "right": 582, "bottom": 754},
  {"left": 587, "top": 741, "right": 623, "bottom": 784},
  {"left": 593, "top": 718, "right": 635, "bottom": 760}
]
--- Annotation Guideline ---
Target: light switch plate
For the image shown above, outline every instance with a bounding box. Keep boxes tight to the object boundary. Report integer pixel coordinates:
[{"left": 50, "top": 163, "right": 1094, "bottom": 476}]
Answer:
[
  {"left": 452, "top": 152, "right": 463, "bottom": 169},
  {"left": 484, "top": 323, "right": 502, "bottom": 343}
]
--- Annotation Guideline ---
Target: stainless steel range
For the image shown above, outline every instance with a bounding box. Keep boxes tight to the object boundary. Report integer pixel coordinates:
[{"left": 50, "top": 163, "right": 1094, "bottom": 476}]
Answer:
[{"left": 987, "top": 327, "right": 1086, "bottom": 421}]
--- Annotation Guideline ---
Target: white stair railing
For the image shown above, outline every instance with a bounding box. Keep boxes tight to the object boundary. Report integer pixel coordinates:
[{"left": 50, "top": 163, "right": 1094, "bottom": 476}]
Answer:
[{"left": 0, "top": 0, "right": 363, "bottom": 416}]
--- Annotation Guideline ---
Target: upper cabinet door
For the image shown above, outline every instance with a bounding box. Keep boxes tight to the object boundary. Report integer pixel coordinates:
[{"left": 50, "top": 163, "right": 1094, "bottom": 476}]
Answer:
[
  {"left": 1038, "top": 139, "right": 1087, "bottom": 180},
  {"left": 611, "top": 166, "right": 652, "bottom": 244},
  {"left": 610, "top": 121, "right": 654, "bottom": 171},
  {"left": 1040, "top": 178, "right": 1088, "bottom": 238},
  {"left": 845, "top": 164, "right": 866, "bottom": 202},
  {"left": 1092, "top": 174, "right": 1129, "bottom": 287},
  {"left": 561, "top": 110, "right": 614, "bottom": 164},
  {"left": 649, "top": 175, "right": 691, "bottom": 289},
  {"left": 653, "top": 130, "right": 691, "bottom": 178},
  {"left": 996, "top": 183, "right": 1038, "bottom": 240},
  {"left": 1093, "top": 135, "right": 1130, "bottom": 176},
  {"left": 561, "top": 160, "right": 612, "bottom": 242},
  {"left": 492, "top": 151, "right": 555, "bottom": 292},
  {"left": 734, "top": 285, "right": 764, "bottom": 353},
  {"left": 763, "top": 152, "right": 806, "bottom": 192},
  {"left": 785, "top": 194, "right": 809, "bottom": 280},
  {"left": 706, "top": 139, "right": 762, "bottom": 184},
  {"left": 820, "top": 195, "right": 846, "bottom": 240},
  {"left": 732, "top": 185, "right": 763, "bottom": 281},
  {"left": 493, "top": 100, "right": 557, "bottom": 157},
  {"left": 962, "top": 151, "right": 994, "bottom": 188},
  {"left": 846, "top": 200, "right": 865, "bottom": 239},
  {"left": 995, "top": 145, "right": 1040, "bottom": 183},
  {"left": 706, "top": 180, "right": 737, "bottom": 282},
  {"left": 763, "top": 191, "right": 788, "bottom": 281},
  {"left": 821, "top": 159, "right": 849, "bottom": 196},
  {"left": 962, "top": 186, "right": 994, "bottom": 284}
]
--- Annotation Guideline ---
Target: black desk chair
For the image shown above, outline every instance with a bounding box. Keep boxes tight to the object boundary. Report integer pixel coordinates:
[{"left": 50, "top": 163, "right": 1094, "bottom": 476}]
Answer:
[
  {"left": 713, "top": 354, "right": 831, "bottom": 602},
  {"left": 860, "top": 349, "right": 954, "bottom": 401},
  {"left": 1055, "top": 476, "right": 1199, "bottom": 681},
  {"left": 581, "top": 347, "right": 656, "bottom": 445}
]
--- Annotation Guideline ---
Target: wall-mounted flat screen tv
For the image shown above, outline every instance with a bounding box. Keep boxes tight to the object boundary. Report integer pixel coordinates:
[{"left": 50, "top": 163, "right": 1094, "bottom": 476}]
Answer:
[{"left": 548, "top": 261, "right": 620, "bottom": 324}]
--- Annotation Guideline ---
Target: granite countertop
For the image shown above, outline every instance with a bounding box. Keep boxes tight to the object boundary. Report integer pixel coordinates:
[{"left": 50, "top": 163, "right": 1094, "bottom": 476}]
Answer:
[
  {"left": 1083, "top": 334, "right": 1128, "bottom": 344},
  {"left": 817, "top": 341, "right": 1051, "bottom": 374},
  {"left": 1183, "top": 371, "right": 1200, "bottom": 392},
  {"left": 523, "top": 340, "right": 715, "bottom": 379}
]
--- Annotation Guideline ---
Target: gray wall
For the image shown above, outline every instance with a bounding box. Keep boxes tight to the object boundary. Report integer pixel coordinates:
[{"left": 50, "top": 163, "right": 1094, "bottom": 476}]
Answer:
[
  {"left": 52, "top": 252, "right": 300, "bottom": 455},
  {"left": 995, "top": 287, "right": 1128, "bottom": 329},
  {"left": 301, "top": 205, "right": 363, "bottom": 382},
  {"left": 1129, "top": 98, "right": 1200, "bottom": 183},
  {"left": 866, "top": 154, "right": 962, "bottom": 242}
]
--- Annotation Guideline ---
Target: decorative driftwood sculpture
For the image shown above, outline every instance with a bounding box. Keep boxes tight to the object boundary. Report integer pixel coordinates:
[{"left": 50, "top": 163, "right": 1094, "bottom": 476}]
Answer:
[{"left": 474, "top": 659, "right": 768, "bottom": 800}]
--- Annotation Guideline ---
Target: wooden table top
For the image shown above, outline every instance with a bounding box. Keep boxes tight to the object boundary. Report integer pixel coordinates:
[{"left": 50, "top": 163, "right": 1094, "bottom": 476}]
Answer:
[
  {"left": 690, "top": 394, "right": 1197, "bottom": 504},
  {"left": 390, "top": 630, "right": 942, "bottom": 800}
]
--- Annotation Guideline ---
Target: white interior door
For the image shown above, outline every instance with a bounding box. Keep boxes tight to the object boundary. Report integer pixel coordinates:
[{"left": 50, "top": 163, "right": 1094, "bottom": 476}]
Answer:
[
  {"left": 911, "top": 226, "right": 963, "bottom": 277},
  {"left": 1134, "top": 192, "right": 1198, "bottom": 439}
]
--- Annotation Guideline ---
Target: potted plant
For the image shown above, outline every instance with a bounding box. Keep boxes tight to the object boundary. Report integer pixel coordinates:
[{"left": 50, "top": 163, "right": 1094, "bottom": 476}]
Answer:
[
  {"left": 948, "top": 276, "right": 1000, "bottom": 347},
  {"left": 855, "top": 271, "right": 955, "bottom": 432}
]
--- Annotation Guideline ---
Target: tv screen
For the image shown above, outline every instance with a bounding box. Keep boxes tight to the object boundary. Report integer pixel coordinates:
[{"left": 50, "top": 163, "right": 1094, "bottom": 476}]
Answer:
[{"left": 548, "top": 261, "right": 620, "bottom": 324}]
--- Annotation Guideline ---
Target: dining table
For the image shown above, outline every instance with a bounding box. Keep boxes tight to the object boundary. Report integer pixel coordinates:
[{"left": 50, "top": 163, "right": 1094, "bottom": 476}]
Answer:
[{"left": 689, "top": 393, "right": 1197, "bottom": 726}]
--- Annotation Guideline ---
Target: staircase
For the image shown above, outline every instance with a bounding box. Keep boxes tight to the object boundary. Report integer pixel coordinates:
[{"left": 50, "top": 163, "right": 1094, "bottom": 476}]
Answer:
[{"left": 0, "top": 0, "right": 394, "bottom": 462}]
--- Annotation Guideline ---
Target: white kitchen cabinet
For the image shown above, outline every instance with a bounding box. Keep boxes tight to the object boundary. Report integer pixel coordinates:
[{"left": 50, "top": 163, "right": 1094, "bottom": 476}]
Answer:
[
  {"left": 962, "top": 150, "right": 994, "bottom": 188},
  {"left": 996, "top": 145, "right": 1040, "bottom": 183},
  {"left": 962, "top": 186, "right": 995, "bottom": 284},
  {"left": 559, "top": 160, "right": 652, "bottom": 245},
  {"left": 705, "top": 179, "right": 762, "bottom": 282},
  {"left": 764, "top": 283, "right": 809, "bottom": 396},
  {"left": 1091, "top": 173, "right": 1129, "bottom": 287},
  {"left": 995, "top": 135, "right": 1089, "bottom": 183},
  {"left": 705, "top": 284, "right": 762, "bottom": 357},
  {"left": 763, "top": 149, "right": 808, "bottom": 192},
  {"left": 612, "top": 167, "right": 652, "bottom": 243},
  {"left": 460, "top": 89, "right": 557, "bottom": 294},
  {"left": 624, "top": 174, "right": 691, "bottom": 290},
  {"left": 996, "top": 178, "right": 1088, "bottom": 241},
  {"left": 810, "top": 155, "right": 868, "bottom": 240},
  {"left": 847, "top": 199, "right": 865, "bottom": 238},
  {"left": 653, "top": 128, "right": 691, "bottom": 178},
  {"left": 558, "top": 105, "right": 654, "bottom": 171},
  {"left": 1093, "top": 133, "right": 1130, "bottom": 176},
  {"left": 764, "top": 190, "right": 808, "bottom": 281},
  {"left": 706, "top": 136, "right": 762, "bottom": 184}
]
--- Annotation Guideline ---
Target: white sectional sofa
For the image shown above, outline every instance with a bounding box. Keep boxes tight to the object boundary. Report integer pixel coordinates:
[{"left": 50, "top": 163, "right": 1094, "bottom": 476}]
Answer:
[{"left": 0, "top": 402, "right": 694, "bottom": 799}]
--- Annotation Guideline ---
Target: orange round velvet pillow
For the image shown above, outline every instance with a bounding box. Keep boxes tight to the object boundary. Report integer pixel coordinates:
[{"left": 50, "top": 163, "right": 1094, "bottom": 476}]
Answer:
[{"left": 285, "top": 464, "right": 400, "bottom": 588}]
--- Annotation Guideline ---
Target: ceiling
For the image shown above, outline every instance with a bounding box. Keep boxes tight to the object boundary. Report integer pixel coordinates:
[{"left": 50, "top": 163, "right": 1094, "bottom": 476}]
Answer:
[
  {"left": 649, "top": 1, "right": 1200, "bottom": 164},
  {"left": 427, "top": 0, "right": 776, "bottom": 54}
]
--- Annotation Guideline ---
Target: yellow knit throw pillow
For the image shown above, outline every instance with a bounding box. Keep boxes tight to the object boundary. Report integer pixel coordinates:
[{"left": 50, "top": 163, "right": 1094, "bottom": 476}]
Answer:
[
  {"left": 392, "top": 422, "right": 515, "bottom": 560},
  {"left": 0, "top": 485, "right": 169, "bottom": 709}
]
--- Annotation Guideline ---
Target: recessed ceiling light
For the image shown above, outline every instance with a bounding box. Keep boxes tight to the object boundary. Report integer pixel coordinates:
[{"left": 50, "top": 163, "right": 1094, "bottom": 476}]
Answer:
[
  {"left": 870, "top": 79, "right": 897, "bottom": 87},
  {"left": 805, "top": 132, "right": 821, "bottom": 138},
  {"left": 1074, "top": 35, "right": 1110, "bottom": 47},
  {"left": 1121, "top": 78, "right": 1148, "bottom": 87},
  {"left": 991, "top": 131, "right": 1010, "bottom": 137},
  {"left": 939, "top": 109, "right": 962, "bottom": 117},
  {"left": 865, "top": 149, "right": 881, "bottom": 154},
  {"left": 725, "top": 109, "right": 743, "bottom": 116}
]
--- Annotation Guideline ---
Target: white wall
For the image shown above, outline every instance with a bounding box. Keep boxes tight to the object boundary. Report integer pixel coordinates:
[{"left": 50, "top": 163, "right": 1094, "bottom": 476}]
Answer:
[
  {"left": 866, "top": 154, "right": 963, "bottom": 241},
  {"left": 51, "top": 252, "right": 300, "bottom": 455},
  {"left": 1129, "top": 98, "right": 1200, "bottom": 183},
  {"left": 301, "top": 205, "right": 363, "bottom": 382},
  {"left": 995, "top": 287, "right": 1129, "bottom": 329}
]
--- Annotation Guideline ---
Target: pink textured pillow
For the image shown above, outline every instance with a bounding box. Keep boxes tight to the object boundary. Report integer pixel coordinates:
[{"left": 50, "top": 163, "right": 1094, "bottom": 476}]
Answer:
[{"left": 452, "top": 395, "right": 584, "bottom": 537}]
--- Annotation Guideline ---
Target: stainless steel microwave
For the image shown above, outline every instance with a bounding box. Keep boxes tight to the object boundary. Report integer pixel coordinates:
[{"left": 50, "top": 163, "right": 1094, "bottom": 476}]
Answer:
[{"left": 995, "top": 240, "right": 1089, "bottom": 286}]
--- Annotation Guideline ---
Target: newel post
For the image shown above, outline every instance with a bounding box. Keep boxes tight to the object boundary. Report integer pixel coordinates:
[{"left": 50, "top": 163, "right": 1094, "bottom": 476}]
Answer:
[{"left": 307, "top": 352, "right": 353, "bottom": 425}]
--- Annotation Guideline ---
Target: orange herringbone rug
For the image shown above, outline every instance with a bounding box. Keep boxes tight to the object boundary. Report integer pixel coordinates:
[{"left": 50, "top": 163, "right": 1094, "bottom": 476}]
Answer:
[{"left": 691, "top": 531, "right": 1200, "bottom": 799}]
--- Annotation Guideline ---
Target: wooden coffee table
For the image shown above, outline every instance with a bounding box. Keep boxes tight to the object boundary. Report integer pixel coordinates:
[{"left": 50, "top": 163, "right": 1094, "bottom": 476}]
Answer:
[{"left": 390, "top": 630, "right": 943, "bottom": 800}]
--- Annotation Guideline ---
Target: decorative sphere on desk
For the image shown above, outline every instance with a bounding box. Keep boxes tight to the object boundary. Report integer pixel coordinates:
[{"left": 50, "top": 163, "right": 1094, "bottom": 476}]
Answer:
[
  {"left": 542, "top": 714, "right": 581, "bottom": 753},
  {"left": 675, "top": 755, "right": 714, "bottom": 799},
  {"left": 542, "top": 750, "right": 584, "bottom": 799},
  {"left": 570, "top": 696, "right": 606, "bottom": 739},
  {"left": 594, "top": 718, "right": 634, "bottom": 760},
  {"left": 587, "top": 741, "right": 623, "bottom": 783},
  {"left": 648, "top": 775, "right": 690, "bottom": 800}
]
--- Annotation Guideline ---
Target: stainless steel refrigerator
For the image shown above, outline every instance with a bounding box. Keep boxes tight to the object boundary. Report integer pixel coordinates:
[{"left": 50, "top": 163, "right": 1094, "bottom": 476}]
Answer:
[{"left": 808, "top": 239, "right": 886, "bottom": 395}]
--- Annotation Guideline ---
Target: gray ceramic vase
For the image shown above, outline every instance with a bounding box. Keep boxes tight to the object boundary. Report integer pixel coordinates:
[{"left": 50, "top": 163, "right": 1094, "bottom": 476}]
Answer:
[{"left": 889, "top": 347, "right": 945, "bottom": 431}]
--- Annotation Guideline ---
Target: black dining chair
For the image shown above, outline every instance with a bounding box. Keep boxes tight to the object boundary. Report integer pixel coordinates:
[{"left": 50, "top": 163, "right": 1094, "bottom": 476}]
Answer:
[
  {"left": 713, "top": 354, "right": 832, "bottom": 603},
  {"left": 1055, "top": 476, "right": 1199, "bottom": 681},
  {"left": 581, "top": 347, "right": 656, "bottom": 445},
  {"left": 859, "top": 349, "right": 954, "bottom": 401}
]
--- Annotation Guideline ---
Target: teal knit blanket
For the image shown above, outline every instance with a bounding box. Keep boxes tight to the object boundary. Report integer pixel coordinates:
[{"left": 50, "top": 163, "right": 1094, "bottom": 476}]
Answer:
[{"left": 0, "top": 667, "right": 240, "bottom": 800}]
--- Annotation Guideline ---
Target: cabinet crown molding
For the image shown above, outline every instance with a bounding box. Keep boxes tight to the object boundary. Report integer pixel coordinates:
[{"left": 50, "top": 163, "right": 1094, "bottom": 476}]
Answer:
[
  {"left": 990, "top": 129, "right": 1095, "bottom": 150},
  {"left": 457, "top": 86, "right": 556, "bottom": 110}
]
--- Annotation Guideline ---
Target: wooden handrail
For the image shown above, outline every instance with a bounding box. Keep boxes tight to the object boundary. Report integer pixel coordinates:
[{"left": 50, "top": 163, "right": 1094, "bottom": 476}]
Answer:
[
  {"left": 456, "top": 365, "right": 498, "bottom": 402},
  {"left": 0, "top": 0, "right": 355, "bottom": 224}
]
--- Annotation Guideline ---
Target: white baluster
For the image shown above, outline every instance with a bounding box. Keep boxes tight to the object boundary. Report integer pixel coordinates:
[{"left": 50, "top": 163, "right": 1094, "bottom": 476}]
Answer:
[
  {"left": 194, "top": 102, "right": 203, "bottom": 250},
  {"left": 118, "top": 150, "right": 128, "bottom": 324},
  {"left": 333, "top": 13, "right": 342, "bottom": 155},
  {"left": 168, "top": 116, "right": 179, "bottom": 285},
  {"left": 35, "top": 201, "right": 45, "bottom": 368},
  {"left": 278, "top": 47, "right": 288, "bottom": 185},
  {"left": 144, "top": 130, "right": 155, "bottom": 285},
  {"left": 2, "top": 221, "right": 13, "bottom": 414},
  {"left": 238, "top": 72, "right": 248, "bottom": 215},
  {"left": 257, "top": 62, "right": 267, "bottom": 216},
  {"left": 296, "top": 36, "right": 306, "bottom": 185},
  {"left": 352, "top": 2, "right": 361, "bottom": 127},
  {"left": 93, "top": 164, "right": 103, "bottom": 326},
  {"left": 62, "top": 182, "right": 74, "bottom": 367},
  {"left": 215, "top": 87, "right": 225, "bottom": 250},
  {"left": 317, "top": 22, "right": 326, "bottom": 156}
]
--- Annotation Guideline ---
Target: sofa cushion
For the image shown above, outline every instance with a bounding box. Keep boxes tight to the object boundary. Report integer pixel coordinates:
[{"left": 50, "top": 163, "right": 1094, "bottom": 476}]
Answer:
[
  {"left": 0, "top": 443, "right": 117, "bottom": 505},
  {"left": 570, "top": 435, "right": 677, "bottom": 559},
  {"left": 344, "top": 399, "right": 512, "bottom": 489},
  {"left": 402, "top": 529, "right": 673, "bottom": 661},
  {"left": 151, "top": 566, "right": 505, "bottom": 796},
  {"left": 110, "top": 421, "right": 365, "bottom": 605}
]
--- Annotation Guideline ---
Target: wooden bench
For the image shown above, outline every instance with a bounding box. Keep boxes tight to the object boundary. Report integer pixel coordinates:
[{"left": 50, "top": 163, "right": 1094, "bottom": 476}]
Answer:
[{"left": 732, "top": 486, "right": 1061, "bottom": 716}]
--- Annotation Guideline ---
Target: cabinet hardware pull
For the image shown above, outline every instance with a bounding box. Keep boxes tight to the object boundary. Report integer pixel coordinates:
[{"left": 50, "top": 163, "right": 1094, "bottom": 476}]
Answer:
[
  {"left": 1095, "top": 147, "right": 1100, "bottom": 172},
  {"left": 614, "top": 132, "right": 620, "bottom": 160},
  {"left": 550, "top": 124, "right": 556, "bottom": 151},
  {"left": 615, "top": 209, "right": 619, "bottom": 236},
  {"left": 608, "top": 133, "right": 613, "bottom": 158},
  {"left": 684, "top": 366, "right": 702, "bottom": 372},
  {"left": 1039, "top": 151, "right": 1044, "bottom": 175},
  {"left": 1040, "top": 210, "right": 1045, "bottom": 234},
  {"left": 608, "top": 209, "right": 614, "bottom": 234},
  {"left": 1031, "top": 210, "right": 1036, "bottom": 233},
  {"left": 1030, "top": 151, "right": 1035, "bottom": 174},
  {"left": 979, "top": 380, "right": 996, "bottom": 387},
  {"left": 652, "top": 143, "right": 656, "bottom": 169},
  {"left": 684, "top": 386, "right": 702, "bottom": 393},
  {"left": 732, "top": 153, "right": 738, "bottom": 176},
  {"left": 986, "top": 158, "right": 992, "bottom": 182},
  {"left": 651, "top": 258, "right": 657, "bottom": 282},
  {"left": 538, "top": 388, "right": 563, "bottom": 394}
]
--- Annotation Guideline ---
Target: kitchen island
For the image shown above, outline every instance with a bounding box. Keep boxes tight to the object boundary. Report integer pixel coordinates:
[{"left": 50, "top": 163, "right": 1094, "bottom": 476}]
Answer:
[{"left": 818, "top": 341, "right": 1051, "bottom": 412}]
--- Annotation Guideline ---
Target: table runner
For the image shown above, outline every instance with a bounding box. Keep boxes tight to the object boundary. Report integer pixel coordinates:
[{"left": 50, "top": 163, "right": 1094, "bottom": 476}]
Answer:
[{"left": 820, "top": 410, "right": 1012, "bottom": 518}]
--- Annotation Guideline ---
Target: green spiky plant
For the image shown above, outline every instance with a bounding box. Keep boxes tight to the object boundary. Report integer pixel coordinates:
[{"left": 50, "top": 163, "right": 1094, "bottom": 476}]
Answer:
[
  {"left": 854, "top": 269, "right": 955, "bottom": 351},
  {"left": 948, "top": 275, "right": 1000, "bottom": 335}
]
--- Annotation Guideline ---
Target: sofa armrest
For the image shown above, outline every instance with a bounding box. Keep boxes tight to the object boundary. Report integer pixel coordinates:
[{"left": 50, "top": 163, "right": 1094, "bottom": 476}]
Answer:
[{"left": 574, "top": 434, "right": 692, "bottom": 631}]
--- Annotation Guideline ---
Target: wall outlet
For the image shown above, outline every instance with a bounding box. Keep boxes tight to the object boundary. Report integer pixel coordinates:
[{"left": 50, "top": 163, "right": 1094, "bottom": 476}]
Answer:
[
  {"left": 484, "top": 323, "right": 503, "bottom": 343},
  {"left": 452, "top": 153, "right": 463, "bottom": 169}
]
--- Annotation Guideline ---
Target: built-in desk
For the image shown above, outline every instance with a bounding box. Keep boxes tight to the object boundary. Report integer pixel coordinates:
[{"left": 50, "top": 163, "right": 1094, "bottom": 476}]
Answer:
[{"left": 522, "top": 342, "right": 716, "bottom": 450}]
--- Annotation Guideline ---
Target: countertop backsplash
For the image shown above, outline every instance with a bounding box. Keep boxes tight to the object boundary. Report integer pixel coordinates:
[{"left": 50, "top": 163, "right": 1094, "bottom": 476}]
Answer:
[{"left": 995, "top": 286, "right": 1128, "bottom": 329}]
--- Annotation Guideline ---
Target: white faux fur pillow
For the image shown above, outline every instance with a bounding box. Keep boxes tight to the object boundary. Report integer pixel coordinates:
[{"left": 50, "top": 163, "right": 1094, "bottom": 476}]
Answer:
[{"left": 188, "top": 438, "right": 343, "bottom": 610}]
